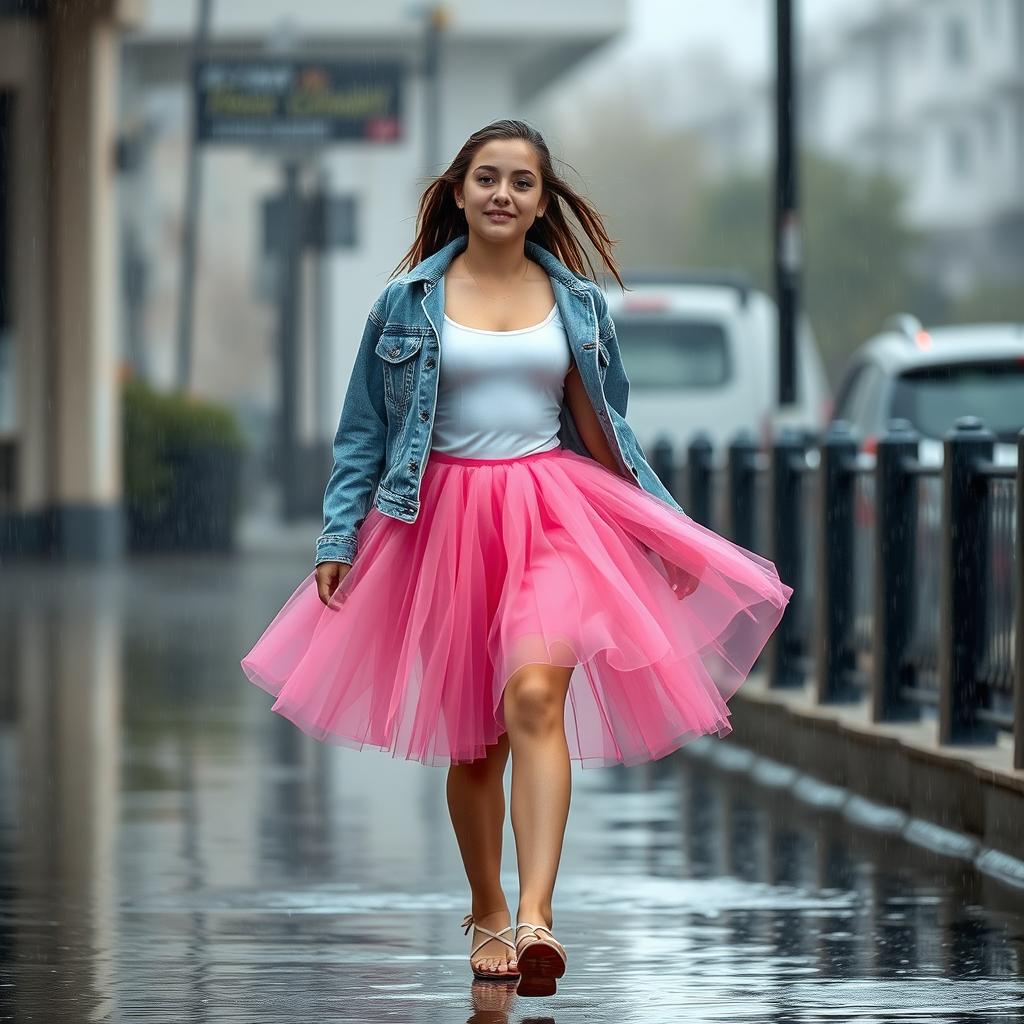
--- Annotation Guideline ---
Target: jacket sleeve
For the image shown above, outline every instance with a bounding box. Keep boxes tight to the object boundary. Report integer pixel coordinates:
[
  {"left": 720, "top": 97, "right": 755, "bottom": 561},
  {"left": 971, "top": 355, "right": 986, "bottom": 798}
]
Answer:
[
  {"left": 314, "top": 287, "right": 390, "bottom": 567},
  {"left": 592, "top": 282, "right": 629, "bottom": 418}
]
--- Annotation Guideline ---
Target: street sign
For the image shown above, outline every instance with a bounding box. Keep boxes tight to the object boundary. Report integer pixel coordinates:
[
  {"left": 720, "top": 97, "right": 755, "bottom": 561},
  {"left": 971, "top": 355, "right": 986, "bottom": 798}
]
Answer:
[
  {"left": 261, "top": 192, "right": 356, "bottom": 253},
  {"left": 194, "top": 58, "right": 403, "bottom": 146}
]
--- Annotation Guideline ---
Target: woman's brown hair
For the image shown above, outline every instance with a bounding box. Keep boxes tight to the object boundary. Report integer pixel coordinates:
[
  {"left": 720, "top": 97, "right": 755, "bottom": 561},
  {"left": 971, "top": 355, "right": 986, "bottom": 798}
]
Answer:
[{"left": 390, "top": 119, "right": 626, "bottom": 291}]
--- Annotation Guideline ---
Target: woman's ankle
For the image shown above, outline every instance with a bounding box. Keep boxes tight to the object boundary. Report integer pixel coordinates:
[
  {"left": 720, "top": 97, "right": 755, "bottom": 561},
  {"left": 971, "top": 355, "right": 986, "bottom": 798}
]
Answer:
[
  {"left": 470, "top": 898, "right": 511, "bottom": 919},
  {"left": 516, "top": 903, "right": 553, "bottom": 928}
]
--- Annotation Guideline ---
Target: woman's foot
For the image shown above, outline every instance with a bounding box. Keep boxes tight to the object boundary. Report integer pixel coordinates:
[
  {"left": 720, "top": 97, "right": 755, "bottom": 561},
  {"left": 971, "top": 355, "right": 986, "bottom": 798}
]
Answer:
[
  {"left": 466, "top": 907, "right": 519, "bottom": 976},
  {"left": 514, "top": 907, "right": 566, "bottom": 997}
]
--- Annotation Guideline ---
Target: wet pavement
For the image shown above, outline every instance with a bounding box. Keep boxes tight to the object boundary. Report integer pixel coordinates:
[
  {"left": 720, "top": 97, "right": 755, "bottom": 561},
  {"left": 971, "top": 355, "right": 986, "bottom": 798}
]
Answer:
[{"left": 2, "top": 547, "right": 1024, "bottom": 1022}]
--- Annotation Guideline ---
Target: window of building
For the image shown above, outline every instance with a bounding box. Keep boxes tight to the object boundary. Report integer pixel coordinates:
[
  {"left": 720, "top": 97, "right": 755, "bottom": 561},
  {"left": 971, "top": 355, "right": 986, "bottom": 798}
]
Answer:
[
  {"left": 945, "top": 15, "right": 970, "bottom": 66},
  {"left": 983, "top": 0, "right": 1000, "bottom": 34}
]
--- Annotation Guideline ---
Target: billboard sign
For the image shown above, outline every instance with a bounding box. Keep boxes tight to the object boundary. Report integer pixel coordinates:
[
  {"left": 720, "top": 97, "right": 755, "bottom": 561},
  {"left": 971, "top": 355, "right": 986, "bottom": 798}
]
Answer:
[{"left": 194, "top": 58, "right": 402, "bottom": 146}]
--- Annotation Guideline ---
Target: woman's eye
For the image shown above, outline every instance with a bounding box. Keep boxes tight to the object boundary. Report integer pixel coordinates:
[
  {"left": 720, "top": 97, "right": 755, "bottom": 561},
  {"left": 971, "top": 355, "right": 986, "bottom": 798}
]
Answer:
[{"left": 477, "top": 176, "right": 532, "bottom": 188}]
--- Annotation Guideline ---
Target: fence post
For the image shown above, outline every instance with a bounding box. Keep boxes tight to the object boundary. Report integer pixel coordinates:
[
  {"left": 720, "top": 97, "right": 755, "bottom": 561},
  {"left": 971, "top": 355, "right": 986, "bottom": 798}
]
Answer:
[
  {"left": 815, "top": 420, "right": 859, "bottom": 703},
  {"left": 767, "top": 426, "right": 807, "bottom": 689},
  {"left": 871, "top": 418, "right": 920, "bottom": 722},
  {"left": 727, "top": 429, "right": 759, "bottom": 549},
  {"left": 650, "top": 436, "right": 677, "bottom": 502},
  {"left": 687, "top": 432, "right": 713, "bottom": 528},
  {"left": 1015, "top": 427, "right": 1024, "bottom": 769},
  {"left": 939, "top": 415, "right": 995, "bottom": 744}
]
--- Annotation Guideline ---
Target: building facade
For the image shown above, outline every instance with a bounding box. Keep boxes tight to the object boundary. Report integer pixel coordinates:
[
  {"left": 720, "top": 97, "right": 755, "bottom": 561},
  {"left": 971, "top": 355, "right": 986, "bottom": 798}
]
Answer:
[
  {"left": 683, "top": 0, "right": 1024, "bottom": 296},
  {"left": 0, "top": 0, "right": 143, "bottom": 561}
]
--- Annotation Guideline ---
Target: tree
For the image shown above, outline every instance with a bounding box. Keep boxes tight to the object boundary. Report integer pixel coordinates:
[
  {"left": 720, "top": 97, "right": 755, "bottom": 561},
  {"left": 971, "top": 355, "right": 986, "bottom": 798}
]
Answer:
[
  {"left": 547, "top": 79, "right": 703, "bottom": 273},
  {"left": 683, "top": 150, "right": 919, "bottom": 383}
]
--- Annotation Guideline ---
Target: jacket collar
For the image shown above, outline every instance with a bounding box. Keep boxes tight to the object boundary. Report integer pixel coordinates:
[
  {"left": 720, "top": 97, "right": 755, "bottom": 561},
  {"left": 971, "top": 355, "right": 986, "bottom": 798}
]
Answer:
[{"left": 395, "top": 233, "right": 589, "bottom": 297}]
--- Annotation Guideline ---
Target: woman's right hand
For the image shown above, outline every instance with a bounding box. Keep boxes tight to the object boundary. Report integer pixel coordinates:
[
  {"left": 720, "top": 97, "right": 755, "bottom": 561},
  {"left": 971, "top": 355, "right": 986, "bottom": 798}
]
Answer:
[{"left": 316, "top": 560, "right": 353, "bottom": 606}]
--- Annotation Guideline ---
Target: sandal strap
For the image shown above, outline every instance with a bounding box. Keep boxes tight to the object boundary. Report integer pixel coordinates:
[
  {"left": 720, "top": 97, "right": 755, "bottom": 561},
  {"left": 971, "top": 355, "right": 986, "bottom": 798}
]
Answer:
[
  {"left": 515, "top": 921, "right": 566, "bottom": 959},
  {"left": 462, "top": 913, "right": 517, "bottom": 958}
]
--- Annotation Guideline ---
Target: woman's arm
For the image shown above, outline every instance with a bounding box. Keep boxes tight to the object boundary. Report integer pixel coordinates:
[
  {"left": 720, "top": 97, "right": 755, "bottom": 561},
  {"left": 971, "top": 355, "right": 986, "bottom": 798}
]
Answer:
[
  {"left": 562, "top": 362, "right": 629, "bottom": 478},
  {"left": 315, "top": 288, "right": 391, "bottom": 567}
]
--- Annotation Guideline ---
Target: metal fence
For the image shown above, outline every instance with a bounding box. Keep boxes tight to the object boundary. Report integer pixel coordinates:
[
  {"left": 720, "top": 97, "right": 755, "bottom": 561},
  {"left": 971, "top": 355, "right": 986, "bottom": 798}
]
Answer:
[{"left": 659, "top": 416, "right": 1024, "bottom": 769}]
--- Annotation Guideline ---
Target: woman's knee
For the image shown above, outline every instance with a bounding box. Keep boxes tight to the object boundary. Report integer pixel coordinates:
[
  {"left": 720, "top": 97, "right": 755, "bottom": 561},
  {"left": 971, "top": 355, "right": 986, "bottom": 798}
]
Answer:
[{"left": 503, "top": 664, "right": 570, "bottom": 735}]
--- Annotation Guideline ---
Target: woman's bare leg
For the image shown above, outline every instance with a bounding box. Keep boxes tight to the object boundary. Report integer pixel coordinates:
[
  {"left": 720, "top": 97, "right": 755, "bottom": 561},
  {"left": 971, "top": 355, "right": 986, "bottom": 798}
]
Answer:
[
  {"left": 446, "top": 732, "right": 518, "bottom": 974},
  {"left": 501, "top": 663, "right": 574, "bottom": 935}
]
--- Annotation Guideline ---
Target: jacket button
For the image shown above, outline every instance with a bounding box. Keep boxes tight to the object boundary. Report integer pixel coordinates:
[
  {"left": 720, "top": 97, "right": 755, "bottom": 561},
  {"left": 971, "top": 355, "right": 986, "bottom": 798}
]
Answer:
[
  {"left": 425, "top": 357, "right": 435, "bottom": 368},
  {"left": 419, "top": 410, "right": 429, "bottom": 421},
  {"left": 408, "top": 459, "right": 418, "bottom": 470},
  {"left": 389, "top": 346, "right": 400, "bottom": 357}
]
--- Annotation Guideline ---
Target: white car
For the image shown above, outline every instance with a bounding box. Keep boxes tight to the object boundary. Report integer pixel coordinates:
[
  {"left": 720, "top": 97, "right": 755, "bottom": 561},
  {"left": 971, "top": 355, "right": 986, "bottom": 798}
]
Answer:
[
  {"left": 830, "top": 314, "right": 1024, "bottom": 467},
  {"left": 599, "top": 269, "right": 831, "bottom": 463}
]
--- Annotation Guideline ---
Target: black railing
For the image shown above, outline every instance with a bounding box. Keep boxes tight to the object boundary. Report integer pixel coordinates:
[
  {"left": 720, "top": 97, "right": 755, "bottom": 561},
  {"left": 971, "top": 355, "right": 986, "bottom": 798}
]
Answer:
[{"left": 657, "top": 416, "right": 1024, "bottom": 769}]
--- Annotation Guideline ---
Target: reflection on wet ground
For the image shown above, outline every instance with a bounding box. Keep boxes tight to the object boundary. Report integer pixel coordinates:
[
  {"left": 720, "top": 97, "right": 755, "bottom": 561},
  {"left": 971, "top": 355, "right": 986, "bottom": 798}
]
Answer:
[{"left": 1, "top": 552, "right": 1023, "bottom": 1022}]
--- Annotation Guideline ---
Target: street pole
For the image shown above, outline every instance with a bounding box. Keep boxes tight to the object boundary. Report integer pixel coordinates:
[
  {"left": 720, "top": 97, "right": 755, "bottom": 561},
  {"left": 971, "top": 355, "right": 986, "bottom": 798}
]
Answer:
[
  {"left": 774, "top": 0, "right": 799, "bottom": 408},
  {"left": 175, "top": 0, "right": 213, "bottom": 395},
  {"left": 278, "top": 159, "right": 303, "bottom": 520},
  {"left": 422, "top": 5, "right": 448, "bottom": 176}
]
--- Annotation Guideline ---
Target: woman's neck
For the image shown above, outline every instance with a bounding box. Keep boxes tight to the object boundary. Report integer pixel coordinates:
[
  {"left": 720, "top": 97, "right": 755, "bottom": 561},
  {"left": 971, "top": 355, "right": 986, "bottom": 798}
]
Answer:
[{"left": 461, "top": 236, "right": 532, "bottom": 282}]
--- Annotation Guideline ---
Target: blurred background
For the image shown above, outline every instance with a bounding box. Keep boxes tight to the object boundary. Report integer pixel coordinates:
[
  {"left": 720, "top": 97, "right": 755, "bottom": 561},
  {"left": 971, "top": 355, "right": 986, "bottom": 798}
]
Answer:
[
  {"left": 2, "top": 3, "right": 1024, "bottom": 1019},
  {"left": 2, "top": 0, "right": 1021, "bottom": 559}
]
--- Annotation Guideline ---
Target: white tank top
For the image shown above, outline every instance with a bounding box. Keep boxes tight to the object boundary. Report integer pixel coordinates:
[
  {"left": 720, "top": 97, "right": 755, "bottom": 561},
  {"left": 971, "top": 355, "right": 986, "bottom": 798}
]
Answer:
[{"left": 430, "top": 303, "right": 572, "bottom": 458}]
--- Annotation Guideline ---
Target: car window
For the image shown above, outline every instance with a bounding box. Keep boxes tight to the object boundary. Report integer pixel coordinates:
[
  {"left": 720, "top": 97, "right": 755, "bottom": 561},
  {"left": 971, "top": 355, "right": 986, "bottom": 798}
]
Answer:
[
  {"left": 616, "top": 318, "right": 732, "bottom": 389},
  {"left": 834, "top": 362, "right": 868, "bottom": 423},
  {"left": 859, "top": 364, "right": 889, "bottom": 432},
  {"left": 834, "top": 360, "right": 889, "bottom": 435},
  {"left": 891, "top": 360, "right": 1024, "bottom": 441}
]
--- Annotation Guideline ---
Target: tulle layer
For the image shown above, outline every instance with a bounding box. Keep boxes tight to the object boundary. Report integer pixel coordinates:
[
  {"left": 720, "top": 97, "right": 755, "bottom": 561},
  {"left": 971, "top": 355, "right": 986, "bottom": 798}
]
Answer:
[{"left": 240, "top": 445, "right": 793, "bottom": 768}]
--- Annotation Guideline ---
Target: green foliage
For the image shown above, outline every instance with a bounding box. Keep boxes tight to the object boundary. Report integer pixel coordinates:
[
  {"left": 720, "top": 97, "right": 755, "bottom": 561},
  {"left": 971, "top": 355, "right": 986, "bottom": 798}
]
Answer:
[
  {"left": 682, "top": 150, "right": 919, "bottom": 383},
  {"left": 121, "top": 375, "right": 246, "bottom": 546}
]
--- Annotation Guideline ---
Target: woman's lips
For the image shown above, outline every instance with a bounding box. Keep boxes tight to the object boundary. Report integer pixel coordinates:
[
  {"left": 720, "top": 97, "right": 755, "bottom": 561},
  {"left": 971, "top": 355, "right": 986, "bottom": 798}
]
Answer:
[{"left": 485, "top": 211, "right": 514, "bottom": 221}]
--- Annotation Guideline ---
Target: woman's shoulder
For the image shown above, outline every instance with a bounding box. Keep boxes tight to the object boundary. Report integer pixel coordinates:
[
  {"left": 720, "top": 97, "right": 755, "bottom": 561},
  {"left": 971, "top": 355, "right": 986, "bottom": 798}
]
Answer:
[{"left": 368, "top": 278, "right": 407, "bottom": 323}]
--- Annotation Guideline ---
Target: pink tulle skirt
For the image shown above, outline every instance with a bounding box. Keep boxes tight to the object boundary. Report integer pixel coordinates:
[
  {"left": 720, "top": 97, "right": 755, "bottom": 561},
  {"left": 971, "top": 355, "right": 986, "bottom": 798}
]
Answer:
[{"left": 240, "top": 444, "right": 793, "bottom": 768}]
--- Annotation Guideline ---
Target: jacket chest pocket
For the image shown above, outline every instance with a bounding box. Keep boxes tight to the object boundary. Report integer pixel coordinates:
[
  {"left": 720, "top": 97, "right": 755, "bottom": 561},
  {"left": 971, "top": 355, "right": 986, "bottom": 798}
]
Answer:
[{"left": 375, "top": 332, "right": 424, "bottom": 415}]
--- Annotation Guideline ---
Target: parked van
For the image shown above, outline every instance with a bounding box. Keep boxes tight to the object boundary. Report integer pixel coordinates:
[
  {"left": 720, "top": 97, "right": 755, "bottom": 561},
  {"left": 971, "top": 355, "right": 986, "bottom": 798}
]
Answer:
[{"left": 597, "top": 269, "right": 832, "bottom": 462}]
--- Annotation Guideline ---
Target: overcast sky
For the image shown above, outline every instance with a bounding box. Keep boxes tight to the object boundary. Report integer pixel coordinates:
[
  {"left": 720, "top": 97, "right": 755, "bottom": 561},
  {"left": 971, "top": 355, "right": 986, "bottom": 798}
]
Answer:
[{"left": 621, "top": 0, "right": 858, "bottom": 79}]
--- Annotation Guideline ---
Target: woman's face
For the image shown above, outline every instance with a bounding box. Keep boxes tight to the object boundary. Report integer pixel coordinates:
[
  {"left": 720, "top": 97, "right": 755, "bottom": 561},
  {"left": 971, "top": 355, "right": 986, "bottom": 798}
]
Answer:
[{"left": 455, "top": 139, "right": 547, "bottom": 240}]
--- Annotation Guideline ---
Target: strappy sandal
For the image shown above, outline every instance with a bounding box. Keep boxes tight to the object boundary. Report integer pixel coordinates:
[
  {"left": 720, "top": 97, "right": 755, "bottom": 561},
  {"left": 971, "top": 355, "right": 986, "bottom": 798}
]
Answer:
[
  {"left": 514, "top": 921, "right": 567, "bottom": 997},
  {"left": 461, "top": 912, "right": 521, "bottom": 980}
]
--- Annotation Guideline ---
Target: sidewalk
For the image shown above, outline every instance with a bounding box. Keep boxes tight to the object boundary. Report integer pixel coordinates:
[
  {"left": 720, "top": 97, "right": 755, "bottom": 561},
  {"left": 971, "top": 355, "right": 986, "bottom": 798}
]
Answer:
[
  {"left": 236, "top": 482, "right": 321, "bottom": 560},
  {"left": 722, "top": 668, "right": 1024, "bottom": 878}
]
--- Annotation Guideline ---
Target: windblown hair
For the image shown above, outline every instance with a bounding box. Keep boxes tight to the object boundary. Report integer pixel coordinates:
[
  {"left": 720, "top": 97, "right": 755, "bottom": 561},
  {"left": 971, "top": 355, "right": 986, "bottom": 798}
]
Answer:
[{"left": 390, "top": 119, "right": 626, "bottom": 291}]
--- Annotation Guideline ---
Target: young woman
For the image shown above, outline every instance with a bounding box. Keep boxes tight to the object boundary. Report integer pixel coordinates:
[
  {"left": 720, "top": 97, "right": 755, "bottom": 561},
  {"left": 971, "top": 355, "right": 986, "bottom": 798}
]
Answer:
[{"left": 241, "top": 119, "right": 793, "bottom": 998}]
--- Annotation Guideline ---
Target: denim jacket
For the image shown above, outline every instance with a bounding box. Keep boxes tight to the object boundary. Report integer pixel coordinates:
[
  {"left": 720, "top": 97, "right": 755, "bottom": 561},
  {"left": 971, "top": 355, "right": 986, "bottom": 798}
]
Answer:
[{"left": 315, "top": 233, "right": 685, "bottom": 567}]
